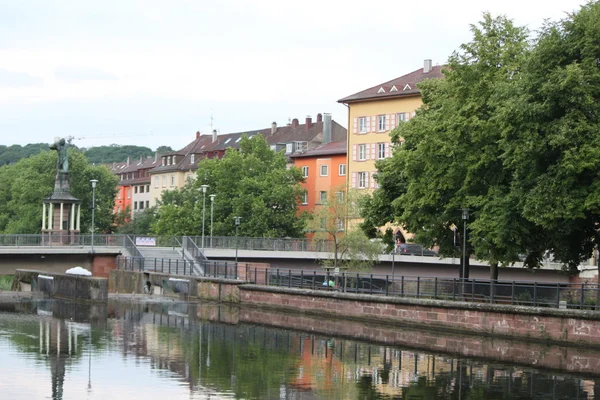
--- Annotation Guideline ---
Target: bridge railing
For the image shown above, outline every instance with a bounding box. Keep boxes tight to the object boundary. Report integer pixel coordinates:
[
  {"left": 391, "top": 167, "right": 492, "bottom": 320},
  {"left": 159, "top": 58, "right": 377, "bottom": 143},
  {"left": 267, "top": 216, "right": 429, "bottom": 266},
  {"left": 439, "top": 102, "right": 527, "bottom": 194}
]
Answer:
[
  {"left": 0, "top": 233, "right": 128, "bottom": 247},
  {"left": 117, "top": 256, "right": 248, "bottom": 279}
]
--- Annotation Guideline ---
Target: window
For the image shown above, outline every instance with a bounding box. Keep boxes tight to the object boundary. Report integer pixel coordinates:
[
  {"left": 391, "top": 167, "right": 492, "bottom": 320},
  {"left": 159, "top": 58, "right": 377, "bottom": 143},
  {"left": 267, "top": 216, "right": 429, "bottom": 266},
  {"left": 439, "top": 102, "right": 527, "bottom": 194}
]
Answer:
[
  {"left": 338, "top": 164, "right": 346, "bottom": 176},
  {"left": 162, "top": 177, "right": 166, "bottom": 187},
  {"left": 301, "top": 191, "right": 308, "bottom": 205},
  {"left": 301, "top": 166, "right": 309, "bottom": 178},
  {"left": 167, "top": 156, "right": 171, "bottom": 165},
  {"left": 162, "top": 157, "right": 165, "bottom": 166},
  {"left": 127, "top": 188, "right": 131, "bottom": 199},
  {"left": 358, "top": 144, "right": 366, "bottom": 161},
  {"left": 134, "top": 202, "right": 138, "bottom": 210},
  {"left": 145, "top": 201, "right": 149, "bottom": 208},
  {"left": 378, "top": 143, "right": 386, "bottom": 159},
  {"left": 170, "top": 175, "right": 175, "bottom": 186},
  {"left": 358, "top": 172, "right": 367, "bottom": 189},
  {"left": 359, "top": 117, "right": 367, "bottom": 133},
  {"left": 378, "top": 115, "right": 386, "bottom": 131},
  {"left": 146, "top": 185, "right": 150, "bottom": 192},
  {"left": 319, "top": 191, "right": 327, "bottom": 204},
  {"left": 335, "top": 191, "right": 344, "bottom": 203},
  {"left": 286, "top": 143, "right": 294, "bottom": 154},
  {"left": 134, "top": 186, "right": 138, "bottom": 194},
  {"left": 139, "top": 185, "right": 144, "bottom": 194},
  {"left": 139, "top": 201, "right": 144, "bottom": 210},
  {"left": 320, "top": 165, "right": 328, "bottom": 176},
  {"left": 154, "top": 177, "right": 159, "bottom": 188},
  {"left": 397, "top": 112, "right": 409, "bottom": 124},
  {"left": 190, "top": 154, "right": 195, "bottom": 164},
  {"left": 172, "top": 155, "right": 176, "bottom": 164},
  {"left": 337, "top": 218, "right": 345, "bottom": 231}
]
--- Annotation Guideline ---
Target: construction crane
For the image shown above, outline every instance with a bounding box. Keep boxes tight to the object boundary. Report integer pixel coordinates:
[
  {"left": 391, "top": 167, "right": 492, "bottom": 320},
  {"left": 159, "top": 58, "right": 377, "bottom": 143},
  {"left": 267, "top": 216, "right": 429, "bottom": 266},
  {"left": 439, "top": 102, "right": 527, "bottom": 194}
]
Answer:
[{"left": 65, "top": 132, "right": 153, "bottom": 144}]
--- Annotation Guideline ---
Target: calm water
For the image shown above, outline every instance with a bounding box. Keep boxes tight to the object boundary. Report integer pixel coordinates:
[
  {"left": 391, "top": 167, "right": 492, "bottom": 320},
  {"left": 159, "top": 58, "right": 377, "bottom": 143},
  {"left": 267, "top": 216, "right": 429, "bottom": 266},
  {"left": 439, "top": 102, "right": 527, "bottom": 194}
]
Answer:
[{"left": 0, "top": 298, "right": 598, "bottom": 400}]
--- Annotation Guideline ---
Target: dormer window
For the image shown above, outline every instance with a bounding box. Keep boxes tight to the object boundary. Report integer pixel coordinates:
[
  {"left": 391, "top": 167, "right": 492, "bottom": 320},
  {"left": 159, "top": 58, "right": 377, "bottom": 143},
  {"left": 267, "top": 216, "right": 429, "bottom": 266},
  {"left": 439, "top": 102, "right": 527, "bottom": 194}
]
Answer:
[
  {"left": 390, "top": 85, "right": 398, "bottom": 92},
  {"left": 167, "top": 156, "right": 172, "bottom": 165},
  {"left": 377, "top": 87, "right": 385, "bottom": 93},
  {"left": 403, "top": 84, "right": 412, "bottom": 91},
  {"left": 191, "top": 154, "right": 195, "bottom": 164},
  {"left": 172, "top": 155, "right": 176, "bottom": 164},
  {"left": 162, "top": 157, "right": 166, "bottom": 166}
]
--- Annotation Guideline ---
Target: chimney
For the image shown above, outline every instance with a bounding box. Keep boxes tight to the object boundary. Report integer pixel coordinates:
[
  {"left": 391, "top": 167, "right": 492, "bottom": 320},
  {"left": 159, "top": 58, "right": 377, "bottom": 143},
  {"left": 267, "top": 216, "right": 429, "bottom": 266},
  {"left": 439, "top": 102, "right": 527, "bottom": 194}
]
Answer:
[
  {"left": 154, "top": 152, "right": 158, "bottom": 162},
  {"left": 323, "top": 113, "right": 332, "bottom": 144},
  {"left": 212, "top": 129, "right": 218, "bottom": 143},
  {"left": 305, "top": 116, "right": 312, "bottom": 130},
  {"left": 424, "top": 59, "right": 433, "bottom": 73},
  {"left": 196, "top": 131, "right": 200, "bottom": 139},
  {"left": 291, "top": 118, "right": 299, "bottom": 128},
  {"left": 317, "top": 113, "right": 323, "bottom": 123},
  {"left": 271, "top": 122, "right": 277, "bottom": 134}
]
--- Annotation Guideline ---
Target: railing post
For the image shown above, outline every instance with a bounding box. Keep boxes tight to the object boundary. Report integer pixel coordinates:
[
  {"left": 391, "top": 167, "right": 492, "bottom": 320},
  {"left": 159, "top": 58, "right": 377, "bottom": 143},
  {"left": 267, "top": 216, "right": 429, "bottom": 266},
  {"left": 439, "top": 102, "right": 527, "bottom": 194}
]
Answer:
[
  {"left": 312, "top": 271, "right": 316, "bottom": 290},
  {"left": 490, "top": 279, "right": 495, "bottom": 304},
  {"left": 369, "top": 274, "right": 373, "bottom": 295},
  {"left": 342, "top": 272, "right": 346, "bottom": 293},
  {"left": 401, "top": 276, "right": 404, "bottom": 297},
  {"left": 254, "top": 266, "right": 257, "bottom": 283},
  {"left": 176, "top": 259, "right": 179, "bottom": 275},
  {"left": 276, "top": 269, "right": 280, "bottom": 287},
  {"left": 300, "top": 270, "right": 304, "bottom": 288},
  {"left": 471, "top": 280, "right": 475, "bottom": 302},
  {"left": 581, "top": 283, "right": 585, "bottom": 309},
  {"left": 417, "top": 277, "right": 420, "bottom": 298},
  {"left": 556, "top": 283, "right": 560, "bottom": 308},
  {"left": 533, "top": 282, "right": 537, "bottom": 307},
  {"left": 168, "top": 259, "right": 171, "bottom": 274},
  {"left": 511, "top": 281, "right": 515, "bottom": 305},
  {"left": 288, "top": 269, "right": 292, "bottom": 288},
  {"left": 452, "top": 278, "right": 456, "bottom": 301},
  {"left": 265, "top": 268, "right": 268, "bottom": 286},
  {"left": 434, "top": 277, "right": 438, "bottom": 300},
  {"left": 385, "top": 275, "right": 389, "bottom": 296}
]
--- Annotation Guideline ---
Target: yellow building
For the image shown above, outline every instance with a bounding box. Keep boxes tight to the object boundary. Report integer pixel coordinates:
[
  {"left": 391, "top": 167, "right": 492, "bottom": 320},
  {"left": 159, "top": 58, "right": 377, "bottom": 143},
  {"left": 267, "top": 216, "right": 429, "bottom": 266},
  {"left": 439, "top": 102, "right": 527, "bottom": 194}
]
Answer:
[{"left": 337, "top": 60, "right": 443, "bottom": 237}]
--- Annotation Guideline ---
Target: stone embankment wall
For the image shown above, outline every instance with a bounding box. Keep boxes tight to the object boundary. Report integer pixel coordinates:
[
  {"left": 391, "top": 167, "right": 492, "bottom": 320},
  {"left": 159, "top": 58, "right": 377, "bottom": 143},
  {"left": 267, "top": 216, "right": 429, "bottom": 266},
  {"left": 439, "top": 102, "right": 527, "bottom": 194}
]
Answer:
[
  {"left": 109, "top": 270, "right": 600, "bottom": 346},
  {"left": 13, "top": 269, "right": 108, "bottom": 301},
  {"left": 239, "top": 285, "right": 600, "bottom": 346}
]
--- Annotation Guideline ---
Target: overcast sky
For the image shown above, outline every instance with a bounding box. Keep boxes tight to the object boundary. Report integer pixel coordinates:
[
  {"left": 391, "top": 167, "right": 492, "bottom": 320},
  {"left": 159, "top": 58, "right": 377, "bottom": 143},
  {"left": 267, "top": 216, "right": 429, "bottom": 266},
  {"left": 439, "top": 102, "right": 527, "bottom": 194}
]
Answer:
[{"left": 0, "top": 0, "right": 585, "bottom": 151}]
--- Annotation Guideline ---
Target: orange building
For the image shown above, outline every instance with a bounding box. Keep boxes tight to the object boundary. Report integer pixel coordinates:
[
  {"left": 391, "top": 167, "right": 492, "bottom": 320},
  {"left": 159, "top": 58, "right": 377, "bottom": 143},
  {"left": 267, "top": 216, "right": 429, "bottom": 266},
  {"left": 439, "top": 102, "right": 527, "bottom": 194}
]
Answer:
[{"left": 291, "top": 141, "right": 347, "bottom": 215}]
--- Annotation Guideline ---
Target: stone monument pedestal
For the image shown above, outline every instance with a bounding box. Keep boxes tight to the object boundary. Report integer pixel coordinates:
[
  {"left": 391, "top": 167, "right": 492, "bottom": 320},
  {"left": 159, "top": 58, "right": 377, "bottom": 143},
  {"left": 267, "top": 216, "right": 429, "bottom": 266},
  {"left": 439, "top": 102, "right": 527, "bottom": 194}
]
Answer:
[{"left": 42, "top": 171, "right": 81, "bottom": 245}]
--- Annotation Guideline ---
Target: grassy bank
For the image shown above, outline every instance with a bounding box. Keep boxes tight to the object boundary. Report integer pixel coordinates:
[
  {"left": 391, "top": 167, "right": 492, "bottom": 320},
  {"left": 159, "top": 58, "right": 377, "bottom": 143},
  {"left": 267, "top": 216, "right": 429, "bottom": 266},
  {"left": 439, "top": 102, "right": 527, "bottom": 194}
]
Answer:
[{"left": 0, "top": 275, "right": 13, "bottom": 291}]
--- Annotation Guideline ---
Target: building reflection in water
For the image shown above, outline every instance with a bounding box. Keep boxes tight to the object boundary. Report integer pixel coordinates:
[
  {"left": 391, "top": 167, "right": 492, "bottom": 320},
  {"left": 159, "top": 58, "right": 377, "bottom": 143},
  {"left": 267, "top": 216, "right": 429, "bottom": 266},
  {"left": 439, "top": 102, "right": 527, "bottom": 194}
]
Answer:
[{"left": 1, "top": 299, "right": 599, "bottom": 399}]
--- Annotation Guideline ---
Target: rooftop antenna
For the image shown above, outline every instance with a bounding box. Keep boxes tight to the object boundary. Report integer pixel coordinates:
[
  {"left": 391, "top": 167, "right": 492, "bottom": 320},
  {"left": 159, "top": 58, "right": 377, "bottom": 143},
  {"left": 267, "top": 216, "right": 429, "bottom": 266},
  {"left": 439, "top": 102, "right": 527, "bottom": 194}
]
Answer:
[{"left": 210, "top": 110, "right": 214, "bottom": 132}]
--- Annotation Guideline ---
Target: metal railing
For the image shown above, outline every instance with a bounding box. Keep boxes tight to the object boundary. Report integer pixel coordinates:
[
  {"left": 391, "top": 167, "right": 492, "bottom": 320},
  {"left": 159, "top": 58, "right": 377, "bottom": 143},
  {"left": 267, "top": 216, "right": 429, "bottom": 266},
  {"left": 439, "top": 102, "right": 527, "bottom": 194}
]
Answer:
[
  {"left": 0, "top": 233, "right": 128, "bottom": 247},
  {"left": 257, "top": 269, "right": 600, "bottom": 311},
  {"left": 117, "top": 256, "right": 245, "bottom": 279}
]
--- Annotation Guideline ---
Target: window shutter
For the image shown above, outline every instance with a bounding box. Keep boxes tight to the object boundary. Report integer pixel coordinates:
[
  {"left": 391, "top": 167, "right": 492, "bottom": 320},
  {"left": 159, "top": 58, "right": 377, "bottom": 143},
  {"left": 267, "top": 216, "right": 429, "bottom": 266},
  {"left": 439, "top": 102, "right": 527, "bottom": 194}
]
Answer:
[
  {"left": 352, "top": 145, "right": 357, "bottom": 161},
  {"left": 351, "top": 172, "right": 357, "bottom": 188},
  {"left": 365, "top": 116, "right": 370, "bottom": 133},
  {"left": 365, "top": 173, "right": 369, "bottom": 188},
  {"left": 391, "top": 113, "right": 396, "bottom": 127},
  {"left": 385, "top": 115, "right": 391, "bottom": 131},
  {"left": 371, "top": 116, "right": 376, "bottom": 132},
  {"left": 353, "top": 117, "right": 358, "bottom": 134},
  {"left": 371, "top": 172, "right": 376, "bottom": 188},
  {"left": 371, "top": 143, "right": 376, "bottom": 160},
  {"left": 385, "top": 142, "right": 390, "bottom": 158}
]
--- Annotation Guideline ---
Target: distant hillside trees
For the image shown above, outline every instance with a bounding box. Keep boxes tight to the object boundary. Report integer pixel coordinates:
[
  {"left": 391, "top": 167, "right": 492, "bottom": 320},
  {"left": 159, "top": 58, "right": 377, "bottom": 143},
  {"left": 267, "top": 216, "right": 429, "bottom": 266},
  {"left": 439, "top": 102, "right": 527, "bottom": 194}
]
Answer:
[{"left": 0, "top": 143, "right": 49, "bottom": 166}]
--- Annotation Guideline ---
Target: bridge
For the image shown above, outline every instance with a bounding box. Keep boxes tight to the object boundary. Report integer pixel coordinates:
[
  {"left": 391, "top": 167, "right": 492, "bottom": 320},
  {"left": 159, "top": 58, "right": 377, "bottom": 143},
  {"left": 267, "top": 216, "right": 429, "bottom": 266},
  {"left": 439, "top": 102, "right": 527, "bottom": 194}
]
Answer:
[{"left": 0, "top": 234, "right": 584, "bottom": 283}]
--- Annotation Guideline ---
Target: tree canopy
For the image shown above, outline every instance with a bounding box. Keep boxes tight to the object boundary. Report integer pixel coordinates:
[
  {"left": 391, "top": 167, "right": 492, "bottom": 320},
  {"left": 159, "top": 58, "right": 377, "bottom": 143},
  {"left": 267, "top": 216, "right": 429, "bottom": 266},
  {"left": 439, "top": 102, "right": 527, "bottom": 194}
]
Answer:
[
  {"left": 361, "top": 3, "right": 600, "bottom": 274},
  {"left": 152, "top": 135, "right": 307, "bottom": 238},
  {"left": 0, "top": 149, "right": 118, "bottom": 234}
]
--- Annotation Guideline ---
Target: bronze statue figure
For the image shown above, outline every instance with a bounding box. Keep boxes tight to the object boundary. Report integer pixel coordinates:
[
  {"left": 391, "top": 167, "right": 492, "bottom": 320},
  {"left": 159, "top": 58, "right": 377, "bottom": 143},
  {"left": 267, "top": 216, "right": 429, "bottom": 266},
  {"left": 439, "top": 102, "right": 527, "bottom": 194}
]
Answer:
[{"left": 50, "top": 137, "right": 68, "bottom": 173}]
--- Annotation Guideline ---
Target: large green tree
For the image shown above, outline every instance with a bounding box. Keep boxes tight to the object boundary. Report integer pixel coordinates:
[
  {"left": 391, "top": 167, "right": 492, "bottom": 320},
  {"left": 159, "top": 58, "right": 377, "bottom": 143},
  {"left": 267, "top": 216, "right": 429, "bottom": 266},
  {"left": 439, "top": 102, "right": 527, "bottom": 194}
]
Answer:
[
  {"left": 362, "top": 4, "right": 600, "bottom": 276},
  {"left": 0, "top": 148, "right": 118, "bottom": 234},
  {"left": 153, "top": 135, "right": 307, "bottom": 237}
]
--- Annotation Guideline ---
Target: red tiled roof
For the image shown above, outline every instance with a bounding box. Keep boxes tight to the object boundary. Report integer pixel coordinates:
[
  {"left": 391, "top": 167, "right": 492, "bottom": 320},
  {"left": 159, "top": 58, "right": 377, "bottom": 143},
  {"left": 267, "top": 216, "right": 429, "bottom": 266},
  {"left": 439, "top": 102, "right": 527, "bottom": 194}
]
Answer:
[{"left": 338, "top": 65, "right": 444, "bottom": 103}]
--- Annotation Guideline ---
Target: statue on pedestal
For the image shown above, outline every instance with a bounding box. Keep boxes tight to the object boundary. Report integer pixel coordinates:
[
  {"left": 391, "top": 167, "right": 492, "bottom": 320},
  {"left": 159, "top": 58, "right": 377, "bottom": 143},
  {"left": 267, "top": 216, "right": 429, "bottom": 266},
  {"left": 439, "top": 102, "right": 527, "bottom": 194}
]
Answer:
[{"left": 50, "top": 137, "right": 69, "bottom": 173}]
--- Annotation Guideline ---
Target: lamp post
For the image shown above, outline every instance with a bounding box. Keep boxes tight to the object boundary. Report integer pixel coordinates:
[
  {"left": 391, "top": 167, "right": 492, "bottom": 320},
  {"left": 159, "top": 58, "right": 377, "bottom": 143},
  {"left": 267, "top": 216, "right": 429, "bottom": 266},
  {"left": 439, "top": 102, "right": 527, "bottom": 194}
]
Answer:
[
  {"left": 90, "top": 179, "right": 98, "bottom": 253},
  {"left": 198, "top": 185, "right": 209, "bottom": 251},
  {"left": 461, "top": 208, "right": 470, "bottom": 280},
  {"left": 209, "top": 194, "right": 216, "bottom": 248},
  {"left": 234, "top": 216, "right": 242, "bottom": 263}
]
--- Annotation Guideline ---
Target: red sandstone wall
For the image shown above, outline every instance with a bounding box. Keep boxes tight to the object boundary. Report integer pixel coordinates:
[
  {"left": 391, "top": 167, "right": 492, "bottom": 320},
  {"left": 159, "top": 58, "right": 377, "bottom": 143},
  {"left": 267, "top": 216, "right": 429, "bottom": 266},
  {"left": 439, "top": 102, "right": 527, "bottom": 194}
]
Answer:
[
  {"left": 91, "top": 256, "right": 117, "bottom": 278},
  {"left": 240, "top": 288, "right": 600, "bottom": 345},
  {"left": 238, "top": 307, "right": 600, "bottom": 376}
]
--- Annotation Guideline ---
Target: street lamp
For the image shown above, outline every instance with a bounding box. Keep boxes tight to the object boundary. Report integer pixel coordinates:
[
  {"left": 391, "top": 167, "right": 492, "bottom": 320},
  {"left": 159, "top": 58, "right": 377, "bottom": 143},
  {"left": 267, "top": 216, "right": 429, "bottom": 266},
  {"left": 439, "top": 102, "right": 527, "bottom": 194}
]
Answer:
[
  {"left": 198, "top": 185, "right": 209, "bottom": 251},
  {"left": 461, "top": 208, "right": 470, "bottom": 280},
  {"left": 90, "top": 179, "right": 98, "bottom": 253},
  {"left": 209, "top": 194, "right": 216, "bottom": 248},
  {"left": 234, "top": 216, "right": 242, "bottom": 263}
]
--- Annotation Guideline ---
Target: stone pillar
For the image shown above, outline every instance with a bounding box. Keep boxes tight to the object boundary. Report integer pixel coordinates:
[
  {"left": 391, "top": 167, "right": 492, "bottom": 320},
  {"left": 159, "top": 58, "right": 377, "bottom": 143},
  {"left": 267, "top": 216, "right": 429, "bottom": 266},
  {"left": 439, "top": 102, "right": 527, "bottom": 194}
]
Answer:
[
  {"left": 42, "top": 203, "right": 46, "bottom": 230},
  {"left": 76, "top": 204, "right": 81, "bottom": 231},
  {"left": 59, "top": 203, "right": 64, "bottom": 230},
  {"left": 70, "top": 204, "right": 75, "bottom": 230},
  {"left": 48, "top": 204, "right": 53, "bottom": 230}
]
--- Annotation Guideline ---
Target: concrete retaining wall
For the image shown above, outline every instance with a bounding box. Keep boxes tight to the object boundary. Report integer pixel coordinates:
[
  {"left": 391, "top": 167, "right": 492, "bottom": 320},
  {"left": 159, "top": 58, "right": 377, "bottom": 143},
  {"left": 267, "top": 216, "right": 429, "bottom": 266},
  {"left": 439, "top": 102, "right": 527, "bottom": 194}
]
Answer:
[
  {"left": 13, "top": 269, "right": 108, "bottom": 301},
  {"left": 239, "top": 285, "right": 600, "bottom": 346},
  {"left": 108, "top": 270, "right": 242, "bottom": 302}
]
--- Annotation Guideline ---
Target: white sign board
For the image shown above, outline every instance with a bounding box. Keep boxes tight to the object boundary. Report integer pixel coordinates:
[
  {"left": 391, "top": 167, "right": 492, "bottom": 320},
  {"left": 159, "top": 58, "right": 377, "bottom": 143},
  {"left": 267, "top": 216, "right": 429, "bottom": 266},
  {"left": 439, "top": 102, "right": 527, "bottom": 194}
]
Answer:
[{"left": 136, "top": 237, "right": 156, "bottom": 246}]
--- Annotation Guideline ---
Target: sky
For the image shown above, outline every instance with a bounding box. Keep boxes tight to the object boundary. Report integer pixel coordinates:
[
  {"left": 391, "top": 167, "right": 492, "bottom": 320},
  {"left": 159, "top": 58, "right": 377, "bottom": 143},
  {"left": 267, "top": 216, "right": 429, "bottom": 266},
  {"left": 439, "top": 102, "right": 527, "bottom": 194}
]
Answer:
[{"left": 0, "top": 0, "right": 586, "bottom": 151}]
